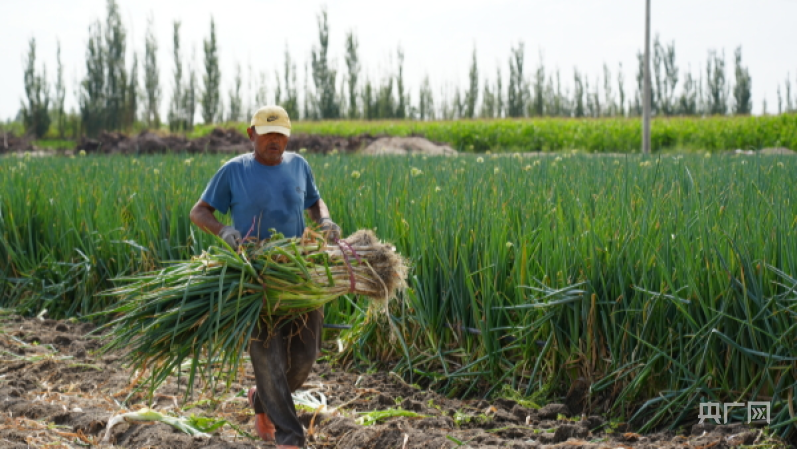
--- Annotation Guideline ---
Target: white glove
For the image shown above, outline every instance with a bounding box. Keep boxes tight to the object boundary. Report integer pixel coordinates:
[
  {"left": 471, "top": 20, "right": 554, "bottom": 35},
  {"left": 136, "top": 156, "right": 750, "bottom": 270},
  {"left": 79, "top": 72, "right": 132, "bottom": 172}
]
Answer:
[{"left": 219, "top": 226, "right": 242, "bottom": 248}]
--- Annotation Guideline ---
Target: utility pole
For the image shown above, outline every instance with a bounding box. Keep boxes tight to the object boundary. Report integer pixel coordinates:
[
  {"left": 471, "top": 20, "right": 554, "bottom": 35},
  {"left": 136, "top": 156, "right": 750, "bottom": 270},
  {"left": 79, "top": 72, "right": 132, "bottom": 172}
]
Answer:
[{"left": 642, "top": 0, "right": 651, "bottom": 154}]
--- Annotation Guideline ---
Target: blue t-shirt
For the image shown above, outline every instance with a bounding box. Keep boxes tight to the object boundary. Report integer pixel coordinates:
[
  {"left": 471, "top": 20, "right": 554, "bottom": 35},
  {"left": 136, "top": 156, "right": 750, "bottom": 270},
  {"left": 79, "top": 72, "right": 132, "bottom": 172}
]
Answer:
[{"left": 201, "top": 152, "right": 321, "bottom": 239}]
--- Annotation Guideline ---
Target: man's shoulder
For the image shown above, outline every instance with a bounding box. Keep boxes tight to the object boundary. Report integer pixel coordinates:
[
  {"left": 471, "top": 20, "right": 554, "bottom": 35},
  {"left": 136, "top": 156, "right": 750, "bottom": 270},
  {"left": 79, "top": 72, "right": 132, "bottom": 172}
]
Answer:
[
  {"left": 215, "top": 153, "right": 254, "bottom": 173},
  {"left": 225, "top": 153, "right": 254, "bottom": 166},
  {"left": 282, "top": 152, "right": 311, "bottom": 168},
  {"left": 282, "top": 151, "right": 304, "bottom": 163}
]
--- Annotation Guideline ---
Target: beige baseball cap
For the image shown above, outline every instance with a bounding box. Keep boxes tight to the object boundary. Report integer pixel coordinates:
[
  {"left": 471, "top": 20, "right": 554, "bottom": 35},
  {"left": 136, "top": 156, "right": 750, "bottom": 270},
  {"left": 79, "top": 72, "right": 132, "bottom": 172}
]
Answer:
[{"left": 251, "top": 105, "right": 291, "bottom": 137}]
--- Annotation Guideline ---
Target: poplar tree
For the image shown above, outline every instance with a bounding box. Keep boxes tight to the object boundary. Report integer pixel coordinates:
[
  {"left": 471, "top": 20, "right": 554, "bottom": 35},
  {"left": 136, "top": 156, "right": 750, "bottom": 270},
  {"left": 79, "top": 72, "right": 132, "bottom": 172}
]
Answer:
[
  {"left": 143, "top": 15, "right": 161, "bottom": 129},
  {"left": 558, "top": 72, "right": 570, "bottom": 117},
  {"left": 652, "top": 36, "right": 663, "bottom": 115},
  {"left": 125, "top": 53, "right": 138, "bottom": 129},
  {"left": 274, "top": 70, "right": 282, "bottom": 106},
  {"left": 573, "top": 68, "right": 585, "bottom": 117},
  {"left": 530, "top": 57, "right": 545, "bottom": 116},
  {"left": 80, "top": 21, "right": 105, "bottom": 136},
  {"left": 452, "top": 88, "right": 464, "bottom": 118},
  {"left": 255, "top": 72, "right": 268, "bottom": 110},
  {"left": 281, "top": 49, "right": 299, "bottom": 119},
  {"left": 633, "top": 51, "right": 645, "bottom": 116},
  {"left": 679, "top": 69, "right": 698, "bottom": 115},
  {"left": 696, "top": 68, "right": 706, "bottom": 115},
  {"left": 655, "top": 38, "right": 678, "bottom": 116},
  {"left": 418, "top": 75, "right": 434, "bottom": 120},
  {"left": 338, "top": 76, "right": 347, "bottom": 118},
  {"left": 706, "top": 50, "right": 728, "bottom": 115},
  {"left": 506, "top": 42, "right": 525, "bottom": 117},
  {"left": 228, "top": 63, "right": 243, "bottom": 122},
  {"left": 245, "top": 64, "right": 254, "bottom": 119},
  {"left": 183, "top": 55, "right": 197, "bottom": 129},
  {"left": 20, "top": 38, "right": 51, "bottom": 138},
  {"left": 438, "top": 84, "right": 453, "bottom": 119},
  {"left": 464, "top": 47, "right": 479, "bottom": 118},
  {"left": 480, "top": 78, "right": 495, "bottom": 118},
  {"left": 585, "top": 78, "right": 599, "bottom": 117},
  {"left": 201, "top": 18, "right": 221, "bottom": 124},
  {"left": 169, "top": 21, "right": 184, "bottom": 131},
  {"left": 495, "top": 67, "right": 503, "bottom": 118},
  {"left": 377, "top": 76, "right": 396, "bottom": 119},
  {"left": 311, "top": 7, "right": 339, "bottom": 119},
  {"left": 732, "top": 46, "right": 752, "bottom": 115},
  {"left": 303, "top": 63, "right": 313, "bottom": 120},
  {"left": 602, "top": 64, "right": 614, "bottom": 116},
  {"left": 664, "top": 43, "right": 679, "bottom": 115},
  {"left": 616, "top": 62, "right": 625, "bottom": 116},
  {"left": 54, "top": 40, "right": 66, "bottom": 138},
  {"left": 104, "top": 0, "right": 127, "bottom": 131},
  {"left": 395, "top": 47, "right": 407, "bottom": 119},
  {"left": 362, "top": 79, "right": 375, "bottom": 120},
  {"left": 546, "top": 71, "right": 566, "bottom": 117},
  {"left": 344, "top": 31, "right": 359, "bottom": 119}
]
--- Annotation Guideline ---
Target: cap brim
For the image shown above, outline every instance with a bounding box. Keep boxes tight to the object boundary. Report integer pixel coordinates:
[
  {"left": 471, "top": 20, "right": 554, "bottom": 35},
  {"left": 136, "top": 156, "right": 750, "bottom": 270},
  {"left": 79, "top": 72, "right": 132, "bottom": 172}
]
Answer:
[{"left": 254, "top": 125, "right": 291, "bottom": 137}]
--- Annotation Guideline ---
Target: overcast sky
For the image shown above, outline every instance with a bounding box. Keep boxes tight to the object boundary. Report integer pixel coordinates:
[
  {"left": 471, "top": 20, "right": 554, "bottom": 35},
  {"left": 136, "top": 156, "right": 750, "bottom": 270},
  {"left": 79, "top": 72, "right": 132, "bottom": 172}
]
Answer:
[{"left": 2, "top": 0, "right": 796, "bottom": 121}]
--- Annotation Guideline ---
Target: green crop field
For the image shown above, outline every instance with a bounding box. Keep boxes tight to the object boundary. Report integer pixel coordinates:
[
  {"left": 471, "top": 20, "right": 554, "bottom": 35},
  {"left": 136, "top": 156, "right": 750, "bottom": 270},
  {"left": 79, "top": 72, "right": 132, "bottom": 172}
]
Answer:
[
  {"left": 1, "top": 152, "right": 796, "bottom": 436},
  {"left": 190, "top": 114, "right": 797, "bottom": 153}
]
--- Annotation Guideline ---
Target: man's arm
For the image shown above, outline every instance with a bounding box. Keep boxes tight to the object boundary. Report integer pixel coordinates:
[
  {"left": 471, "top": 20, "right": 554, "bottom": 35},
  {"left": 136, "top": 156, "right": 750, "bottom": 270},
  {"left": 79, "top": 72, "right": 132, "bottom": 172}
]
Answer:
[
  {"left": 307, "top": 199, "right": 341, "bottom": 241},
  {"left": 306, "top": 198, "right": 332, "bottom": 224},
  {"left": 191, "top": 199, "right": 242, "bottom": 247},
  {"left": 190, "top": 199, "right": 225, "bottom": 235}
]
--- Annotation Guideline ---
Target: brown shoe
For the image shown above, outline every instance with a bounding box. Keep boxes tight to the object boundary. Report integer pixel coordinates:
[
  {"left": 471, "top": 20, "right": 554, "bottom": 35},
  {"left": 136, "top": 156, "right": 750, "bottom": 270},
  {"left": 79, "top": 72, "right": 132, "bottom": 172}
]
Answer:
[{"left": 247, "top": 387, "right": 276, "bottom": 441}]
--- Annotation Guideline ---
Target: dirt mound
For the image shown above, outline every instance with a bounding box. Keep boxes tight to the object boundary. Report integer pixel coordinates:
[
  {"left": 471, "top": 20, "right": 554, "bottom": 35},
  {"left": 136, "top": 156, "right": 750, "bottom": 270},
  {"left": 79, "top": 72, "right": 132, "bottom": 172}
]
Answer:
[
  {"left": 286, "top": 133, "right": 378, "bottom": 154},
  {"left": 361, "top": 136, "right": 457, "bottom": 155},
  {"left": 77, "top": 130, "right": 199, "bottom": 155},
  {"left": 75, "top": 128, "right": 251, "bottom": 155},
  {"left": 73, "top": 129, "right": 380, "bottom": 155},
  {"left": 185, "top": 127, "right": 251, "bottom": 154},
  {"left": 0, "top": 314, "right": 784, "bottom": 448},
  {"left": 0, "top": 131, "right": 36, "bottom": 153},
  {"left": 73, "top": 130, "right": 451, "bottom": 156},
  {"left": 759, "top": 147, "right": 795, "bottom": 155}
]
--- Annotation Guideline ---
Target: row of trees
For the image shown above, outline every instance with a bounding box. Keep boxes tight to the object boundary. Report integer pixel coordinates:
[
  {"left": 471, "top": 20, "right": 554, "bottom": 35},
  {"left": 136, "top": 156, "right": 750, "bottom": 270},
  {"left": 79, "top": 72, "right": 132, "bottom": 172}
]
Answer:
[{"left": 17, "top": 1, "right": 797, "bottom": 138}]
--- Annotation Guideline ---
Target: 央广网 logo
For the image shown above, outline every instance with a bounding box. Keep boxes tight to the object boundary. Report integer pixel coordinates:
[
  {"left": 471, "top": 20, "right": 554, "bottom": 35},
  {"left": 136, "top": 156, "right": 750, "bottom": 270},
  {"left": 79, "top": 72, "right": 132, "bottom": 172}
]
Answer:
[{"left": 698, "top": 401, "right": 770, "bottom": 425}]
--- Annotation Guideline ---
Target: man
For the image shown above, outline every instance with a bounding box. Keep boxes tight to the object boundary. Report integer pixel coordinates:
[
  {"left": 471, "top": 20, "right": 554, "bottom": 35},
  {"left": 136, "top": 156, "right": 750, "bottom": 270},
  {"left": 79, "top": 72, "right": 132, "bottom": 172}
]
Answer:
[{"left": 189, "top": 105, "right": 340, "bottom": 449}]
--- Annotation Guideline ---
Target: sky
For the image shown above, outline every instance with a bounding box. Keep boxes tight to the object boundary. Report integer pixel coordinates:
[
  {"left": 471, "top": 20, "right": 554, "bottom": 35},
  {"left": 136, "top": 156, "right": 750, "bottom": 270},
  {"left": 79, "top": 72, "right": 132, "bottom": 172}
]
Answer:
[{"left": 2, "top": 0, "right": 797, "bottom": 121}]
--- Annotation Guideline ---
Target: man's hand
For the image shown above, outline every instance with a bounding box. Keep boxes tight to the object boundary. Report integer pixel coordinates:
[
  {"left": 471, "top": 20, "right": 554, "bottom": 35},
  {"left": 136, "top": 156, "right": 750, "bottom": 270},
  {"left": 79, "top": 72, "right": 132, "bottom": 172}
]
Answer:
[
  {"left": 219, "top": 226, "right": 242, "bottom": 248},
  {"left": 319, "top": 218, "right": 341, "bottom": 242}
]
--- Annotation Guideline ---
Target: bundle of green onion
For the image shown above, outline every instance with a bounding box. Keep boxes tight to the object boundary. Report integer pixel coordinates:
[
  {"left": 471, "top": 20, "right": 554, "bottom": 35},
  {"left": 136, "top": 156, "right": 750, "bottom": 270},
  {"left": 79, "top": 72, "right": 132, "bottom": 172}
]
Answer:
[{"left": 96, "top": 229, "right": 407, "bottom": 397}]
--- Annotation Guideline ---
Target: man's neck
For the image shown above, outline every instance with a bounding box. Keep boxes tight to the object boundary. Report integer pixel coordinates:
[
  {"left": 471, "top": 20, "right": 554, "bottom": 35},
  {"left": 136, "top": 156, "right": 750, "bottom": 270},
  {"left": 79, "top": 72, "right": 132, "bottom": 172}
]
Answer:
[{"left": 254, "top": 152, "right": 283, "bottom": 166}]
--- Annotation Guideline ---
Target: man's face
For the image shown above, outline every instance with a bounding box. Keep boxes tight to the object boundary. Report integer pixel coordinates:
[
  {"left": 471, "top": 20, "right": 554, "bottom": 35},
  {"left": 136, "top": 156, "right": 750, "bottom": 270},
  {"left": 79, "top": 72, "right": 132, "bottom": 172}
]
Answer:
[{"left": 248, "top": 127, "right": 289, "bottom": 166}]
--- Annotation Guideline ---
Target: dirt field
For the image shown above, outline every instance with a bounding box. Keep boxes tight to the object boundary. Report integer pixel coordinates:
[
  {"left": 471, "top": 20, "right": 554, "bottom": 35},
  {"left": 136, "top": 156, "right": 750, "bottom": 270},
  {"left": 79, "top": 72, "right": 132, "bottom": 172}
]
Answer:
[
  {"left": 0, "top": 315, "right": 786, "bottom": 448},
  {"left": 1, "top": 129, "right": 459, "bottom": 156}
]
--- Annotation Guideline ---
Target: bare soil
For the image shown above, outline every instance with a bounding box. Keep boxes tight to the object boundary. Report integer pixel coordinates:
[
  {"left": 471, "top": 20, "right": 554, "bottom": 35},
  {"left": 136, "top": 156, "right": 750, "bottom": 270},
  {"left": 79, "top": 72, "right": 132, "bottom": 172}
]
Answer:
[
  {"left": 1, "top": 129, "right": 458, "bottom": 156},
  {"left": 0, "top": 132, "right": 36, "bottom": 153},
  {"left": 0, "top": 315, "right": 788, "bottom": 448},
  {"left": 72, "top": 129, "right": 381, "bottom": 155}
]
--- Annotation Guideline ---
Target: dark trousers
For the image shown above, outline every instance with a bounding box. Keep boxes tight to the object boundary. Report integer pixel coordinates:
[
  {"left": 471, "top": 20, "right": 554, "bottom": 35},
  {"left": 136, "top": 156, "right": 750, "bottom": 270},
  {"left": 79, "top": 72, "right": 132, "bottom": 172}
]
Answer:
[{"left": 249, "top": 308, "right": 323, "bottom": 447}]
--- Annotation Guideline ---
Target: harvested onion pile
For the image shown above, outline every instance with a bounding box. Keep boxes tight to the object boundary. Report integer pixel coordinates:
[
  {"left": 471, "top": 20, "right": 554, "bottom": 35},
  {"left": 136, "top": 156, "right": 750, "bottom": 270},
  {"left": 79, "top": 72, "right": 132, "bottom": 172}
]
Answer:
[{"left": 97, "top": 229, "right": 407, "bottom": 395}]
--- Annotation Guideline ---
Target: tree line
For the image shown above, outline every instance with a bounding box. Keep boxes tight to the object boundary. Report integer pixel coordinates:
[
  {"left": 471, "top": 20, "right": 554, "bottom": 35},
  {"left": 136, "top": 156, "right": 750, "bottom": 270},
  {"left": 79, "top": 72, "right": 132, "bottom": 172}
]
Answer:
[{"left": 16, "top": 0, "right": 797, "bottom": 138}]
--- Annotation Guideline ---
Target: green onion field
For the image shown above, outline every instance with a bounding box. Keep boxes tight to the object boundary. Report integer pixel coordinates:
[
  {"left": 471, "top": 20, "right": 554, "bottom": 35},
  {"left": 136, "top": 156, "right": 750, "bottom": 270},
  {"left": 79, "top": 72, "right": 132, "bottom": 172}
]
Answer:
[
  {"left": 1, "top": 152, "right": 796, "bottom": 436},
  {"left": 189, "top": 114, "right": 797, "bottom": 153}
]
